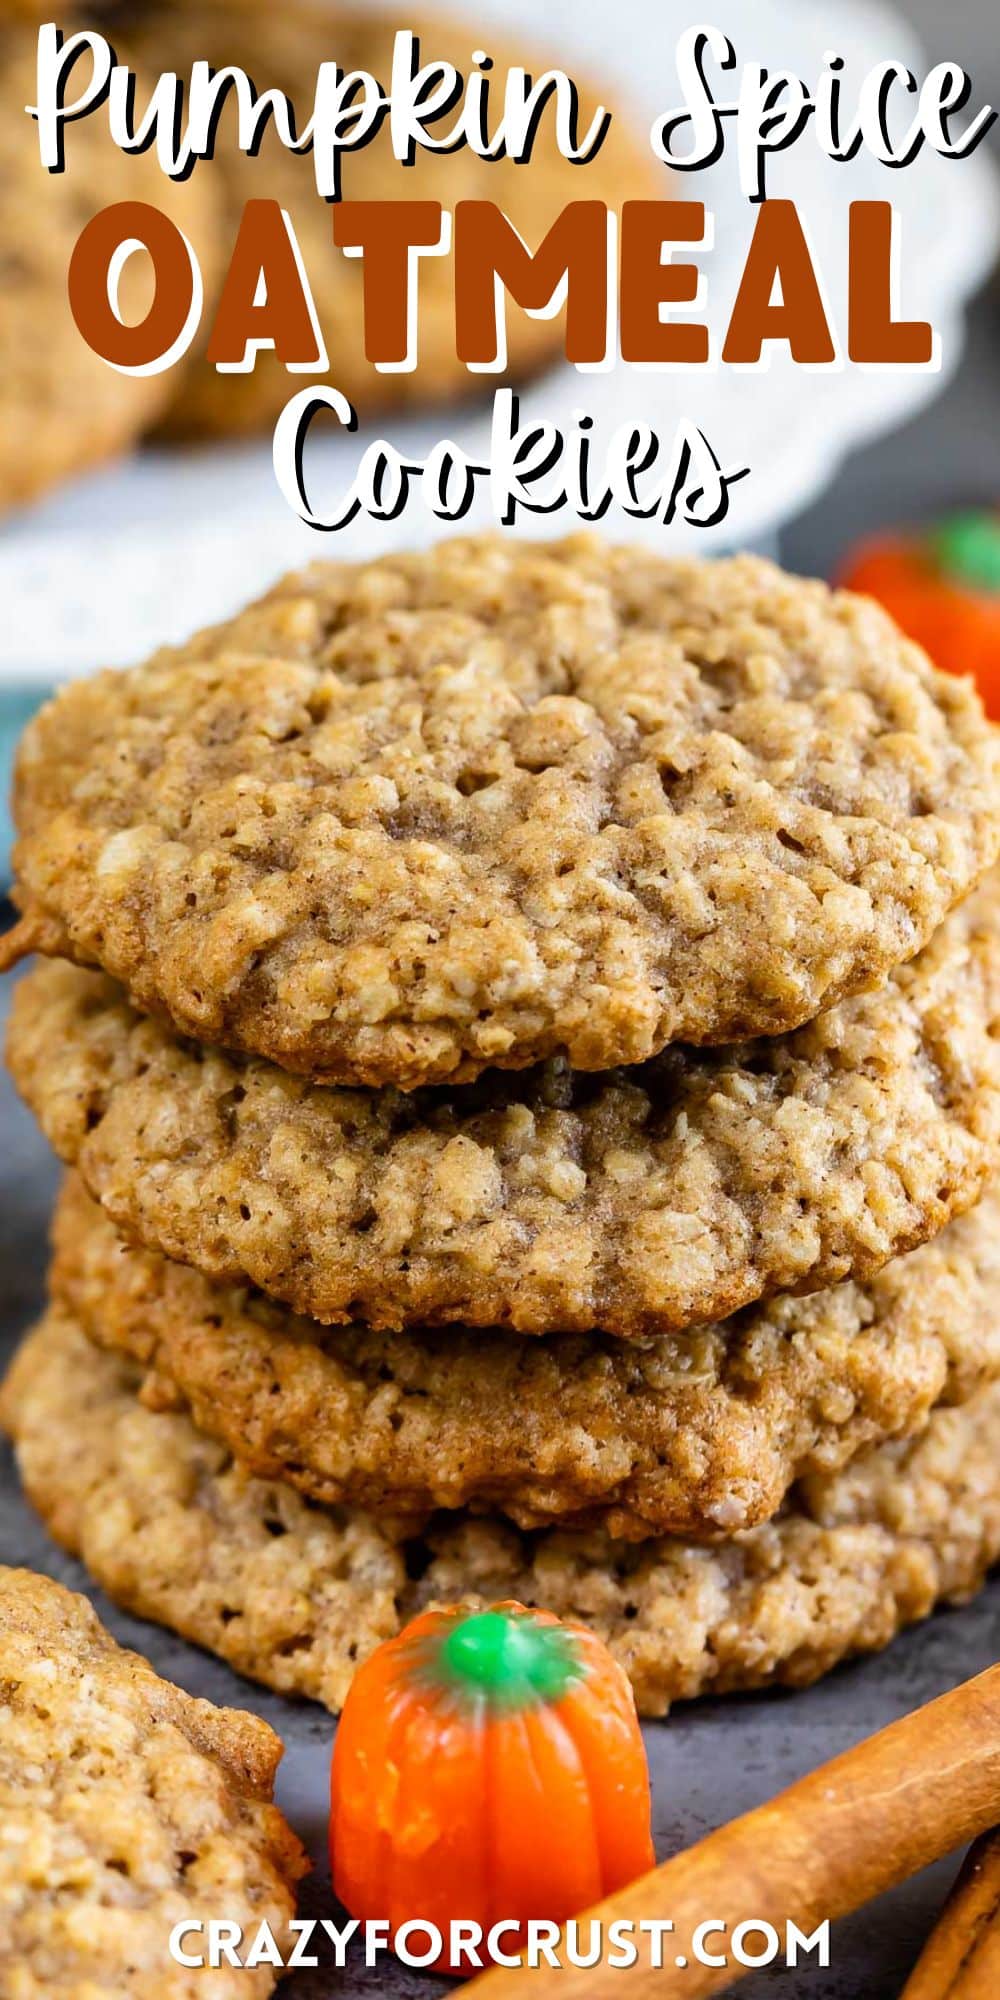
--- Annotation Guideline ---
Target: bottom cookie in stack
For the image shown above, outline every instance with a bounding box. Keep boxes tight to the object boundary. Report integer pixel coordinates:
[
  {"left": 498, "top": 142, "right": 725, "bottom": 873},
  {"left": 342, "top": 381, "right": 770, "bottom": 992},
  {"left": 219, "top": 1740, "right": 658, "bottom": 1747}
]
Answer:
[{"left": 3, "top": 1307, "right": 1000, "bottom": 1720}]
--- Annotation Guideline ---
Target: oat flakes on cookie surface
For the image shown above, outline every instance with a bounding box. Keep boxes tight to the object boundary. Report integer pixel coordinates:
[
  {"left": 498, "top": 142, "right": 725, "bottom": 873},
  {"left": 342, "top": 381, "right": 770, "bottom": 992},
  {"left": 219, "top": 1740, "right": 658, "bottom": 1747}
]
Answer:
[
  {"left": 4, "top": 1314, "right": 1000, "bottom": 1718},
  {"left": 5, "top": 539, "right": 1000, "bottom": 1086},
  {"left": 0, "top": 1313, "right": 406, "bottom": 1716},
  {"left": 0, "top": 1564, "right": 307, "bottom": 1998},
  {"left": 419, "top": 1382, "right": 1000, "bottom": 1715},
  {"left": 10, "top": 873, "right": 1000, "bottom": 1336},
  {"left": 52, "top": 1172, "right": 1000, "bottom": 1540}
]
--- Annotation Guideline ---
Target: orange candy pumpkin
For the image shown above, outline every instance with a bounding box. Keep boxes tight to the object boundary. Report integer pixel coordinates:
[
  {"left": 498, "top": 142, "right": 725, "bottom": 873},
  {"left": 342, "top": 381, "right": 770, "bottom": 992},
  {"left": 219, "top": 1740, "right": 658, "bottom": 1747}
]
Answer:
[
  {"left": 329, "top": 1601, "right": 654, "bottom": 1974},
  {"left": 839, "top": 511, "right": 1000, "bottom": 717}
]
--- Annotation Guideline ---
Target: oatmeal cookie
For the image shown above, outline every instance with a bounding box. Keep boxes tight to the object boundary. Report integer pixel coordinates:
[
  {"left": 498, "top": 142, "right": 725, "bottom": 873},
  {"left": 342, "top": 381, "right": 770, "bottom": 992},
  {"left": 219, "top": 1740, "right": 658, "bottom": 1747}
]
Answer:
[
  {"left": 130, "top": 5, "right": 657, "bottom": 432},
  {"left": 10, "top": 875, "right": 1000, "bottom": 1336},
  {"left": 0, "top": 28, "right": 219, "bottom": 510},
  {"left": 5, "top": 542, "right": 999, "bottom": 1083},
  {"left": 420, "top": 1391, "right": 1000, "bottom": 1715},
  {"left": 3, "top": 1312, "right": 999, "bottom": 1717},
  {"left": 52, "top": 1172, "right": 1000, "bottom": 1540},
  {"left": 0, "top": 1563, "right": 307, "bottom": 1998},
  {"left": 5, "top": 542, "right": 998, "bottom": 1084},
  {"left": 1, "top": 1312, "right": 406, "bottom": 1715}
]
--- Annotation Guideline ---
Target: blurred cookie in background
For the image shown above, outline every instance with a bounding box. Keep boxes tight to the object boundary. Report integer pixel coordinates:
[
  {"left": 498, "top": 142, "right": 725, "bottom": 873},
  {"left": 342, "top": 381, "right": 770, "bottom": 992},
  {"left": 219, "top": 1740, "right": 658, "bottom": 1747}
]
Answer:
[
  {"left": 0, "top": 1, "right": 106, "bottom": 13},
  {"left": 0, "top": 26, "right": 222, "bottom": 510},
  {"left": 131, "top": 2, "right": 661, "bottom": 434}
]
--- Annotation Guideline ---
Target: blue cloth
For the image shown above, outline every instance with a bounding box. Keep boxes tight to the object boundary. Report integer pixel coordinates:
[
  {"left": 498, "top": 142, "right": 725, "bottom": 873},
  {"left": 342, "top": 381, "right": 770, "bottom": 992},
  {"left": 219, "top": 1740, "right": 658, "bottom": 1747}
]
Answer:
[{"left": 1, "top": 689, "right": 45, "bottom": 887}]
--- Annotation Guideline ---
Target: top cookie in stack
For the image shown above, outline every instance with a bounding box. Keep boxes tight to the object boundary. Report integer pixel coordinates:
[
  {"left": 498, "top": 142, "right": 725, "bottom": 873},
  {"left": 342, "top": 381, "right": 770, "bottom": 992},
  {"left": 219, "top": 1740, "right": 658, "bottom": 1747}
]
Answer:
[{"left": 5, "top": 537, "right": 999, "bottom": 1086}]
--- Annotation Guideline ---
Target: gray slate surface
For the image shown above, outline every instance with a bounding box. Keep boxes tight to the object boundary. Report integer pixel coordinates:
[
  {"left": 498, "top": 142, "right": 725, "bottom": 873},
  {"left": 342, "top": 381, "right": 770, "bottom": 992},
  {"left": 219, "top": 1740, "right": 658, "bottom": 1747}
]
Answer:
[{"left": 1, "top": 956, "right": 998, "bottom": 2000}]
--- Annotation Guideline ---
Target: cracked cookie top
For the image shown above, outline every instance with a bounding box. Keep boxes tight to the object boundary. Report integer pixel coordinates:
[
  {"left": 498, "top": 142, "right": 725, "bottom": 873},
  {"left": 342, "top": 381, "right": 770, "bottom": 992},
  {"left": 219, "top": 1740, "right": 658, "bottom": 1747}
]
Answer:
[{"left": 5, "top": 538, "right": 999, "bottom": 1085}]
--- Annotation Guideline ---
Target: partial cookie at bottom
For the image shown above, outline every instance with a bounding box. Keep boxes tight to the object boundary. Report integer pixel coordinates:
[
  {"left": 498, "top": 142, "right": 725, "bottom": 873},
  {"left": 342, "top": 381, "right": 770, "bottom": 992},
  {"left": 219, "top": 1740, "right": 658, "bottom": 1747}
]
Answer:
[
  {"left": 0, "top": 1564, "right": 307, "bottom": 1999},
  {"left": 3, "top": 1311, "right": 999, "bottom": 1718}
]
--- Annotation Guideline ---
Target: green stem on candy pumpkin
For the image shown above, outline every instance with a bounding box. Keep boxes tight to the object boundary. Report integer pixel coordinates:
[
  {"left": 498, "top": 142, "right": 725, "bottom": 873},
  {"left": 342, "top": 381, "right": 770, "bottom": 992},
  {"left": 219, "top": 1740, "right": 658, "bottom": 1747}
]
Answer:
[
  {"left": 415, "top": 1606, "right": 584, "bottom": 1713},
  {"left": 930, "top": 511, "right": 1000, "bottom": 593}
]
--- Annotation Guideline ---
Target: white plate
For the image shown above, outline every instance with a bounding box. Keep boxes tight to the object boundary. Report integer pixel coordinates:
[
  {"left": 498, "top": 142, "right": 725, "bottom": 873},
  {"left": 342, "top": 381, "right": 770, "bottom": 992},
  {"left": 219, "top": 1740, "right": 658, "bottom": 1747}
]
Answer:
[{"left": 1, "top": 0, "right": 997, "bottom": 683}]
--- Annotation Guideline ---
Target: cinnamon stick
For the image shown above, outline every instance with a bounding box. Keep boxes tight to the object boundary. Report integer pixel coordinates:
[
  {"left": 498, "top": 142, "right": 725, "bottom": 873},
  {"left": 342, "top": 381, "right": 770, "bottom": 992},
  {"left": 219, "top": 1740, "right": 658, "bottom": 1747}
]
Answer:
[
  {"left": 465, "top": 1664, "right": 1000, "bottom": 2000},
  {"left": 900, "top": 1828, "right": 1000, "bottom": 1998},
  {"left": 0, "top": 910, "right": 66, "bottom": 973}
]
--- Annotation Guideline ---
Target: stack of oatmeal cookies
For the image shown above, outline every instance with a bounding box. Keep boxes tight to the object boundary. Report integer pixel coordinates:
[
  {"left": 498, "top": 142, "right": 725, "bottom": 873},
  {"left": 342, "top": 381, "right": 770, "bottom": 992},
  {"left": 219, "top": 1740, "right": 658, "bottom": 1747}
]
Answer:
[{"left": 3, "top": 535, "right": 1000, "bottom": 1718}]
